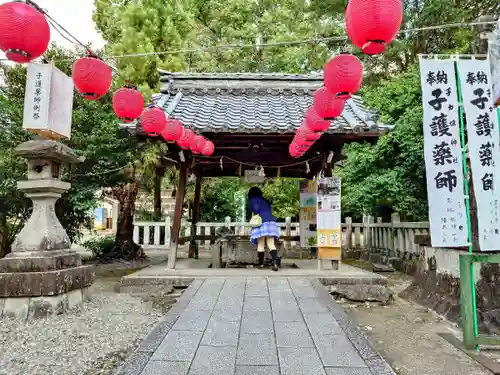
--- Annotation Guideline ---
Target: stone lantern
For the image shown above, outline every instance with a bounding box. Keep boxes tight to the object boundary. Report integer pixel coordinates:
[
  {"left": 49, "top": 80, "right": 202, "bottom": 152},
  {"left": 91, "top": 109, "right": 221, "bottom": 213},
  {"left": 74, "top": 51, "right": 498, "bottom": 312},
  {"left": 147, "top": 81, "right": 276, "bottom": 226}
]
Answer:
[{"left": 0, "top": 139, "right": 95, "bottom": 319}]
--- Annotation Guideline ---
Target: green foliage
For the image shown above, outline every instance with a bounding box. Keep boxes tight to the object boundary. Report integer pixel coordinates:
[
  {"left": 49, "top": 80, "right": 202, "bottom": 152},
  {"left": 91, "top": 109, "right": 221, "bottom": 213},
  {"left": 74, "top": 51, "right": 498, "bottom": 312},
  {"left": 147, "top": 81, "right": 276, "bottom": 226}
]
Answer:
[
  {"left": 197, "top": 177, "right": 300, "bottom": 222},
  {"left": 340, "top": 66, "right": 428, "bottom": 221},
  {"left": 199, "top": 178, "right": 243, "bottom": 222},
  {"left": 93, "top": 0, "right": 339, "bottom": 88},
  {"left": 82, "top": 236, "right": 116, "bottom": 261},
  {"left": 262, "top": 179, "right": 300, "bottom": 219}
]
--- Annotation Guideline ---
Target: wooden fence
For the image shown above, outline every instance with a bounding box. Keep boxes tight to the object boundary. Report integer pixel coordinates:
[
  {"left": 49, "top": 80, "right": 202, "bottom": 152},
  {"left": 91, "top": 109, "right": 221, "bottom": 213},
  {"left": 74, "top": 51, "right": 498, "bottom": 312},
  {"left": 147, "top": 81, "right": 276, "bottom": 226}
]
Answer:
[
  {"left": 343, "top": 214, "right": 430, "bottom": 258},
  {"left": 132, "top": 216, "right": 299, "bottom": 250},
  {"left": 132, "top": 213, "right": 430, "bottom": 255}
]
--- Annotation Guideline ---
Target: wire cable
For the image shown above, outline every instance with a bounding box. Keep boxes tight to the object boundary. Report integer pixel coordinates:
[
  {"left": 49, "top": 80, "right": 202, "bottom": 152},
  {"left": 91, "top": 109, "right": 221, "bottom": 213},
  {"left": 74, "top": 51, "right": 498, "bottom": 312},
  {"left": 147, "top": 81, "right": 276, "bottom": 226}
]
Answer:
[
  {"left": 2, "top": 18, "right": 495, "bottom": 63},
  {"left": 71, "top": 162, "right": 133, "bottom": 177},
  {"left": 42, "top": 10, "right": 90, "bottom": 52},
  {"left": 64, "top": 20, "right": 500, "bottom": 62},
  {"left": 195, "top": 153, "right": 326, "bottom": 169}
]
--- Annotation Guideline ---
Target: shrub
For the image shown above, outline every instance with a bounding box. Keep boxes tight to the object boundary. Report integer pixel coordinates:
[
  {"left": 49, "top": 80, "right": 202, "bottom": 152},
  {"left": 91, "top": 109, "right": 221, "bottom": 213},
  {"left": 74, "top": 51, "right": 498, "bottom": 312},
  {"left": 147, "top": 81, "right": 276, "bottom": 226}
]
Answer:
[{"left": 83, "top": 236, "right": 116, "bottom": 261}]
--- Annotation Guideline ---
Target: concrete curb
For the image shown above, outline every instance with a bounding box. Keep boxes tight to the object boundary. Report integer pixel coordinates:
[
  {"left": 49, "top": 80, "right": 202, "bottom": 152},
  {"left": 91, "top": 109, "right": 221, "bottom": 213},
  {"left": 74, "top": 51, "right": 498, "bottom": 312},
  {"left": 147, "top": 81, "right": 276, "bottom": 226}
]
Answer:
[{"left": 310, "top": 279, "right": 397, "bottom": 375}]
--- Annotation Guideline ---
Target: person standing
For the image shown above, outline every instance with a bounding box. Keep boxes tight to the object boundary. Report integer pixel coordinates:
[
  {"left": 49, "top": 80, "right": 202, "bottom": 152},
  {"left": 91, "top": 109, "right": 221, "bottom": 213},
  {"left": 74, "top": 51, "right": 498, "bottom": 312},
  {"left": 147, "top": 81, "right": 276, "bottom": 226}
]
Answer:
[{"left": 247, "top": 187, "right": 280, "bottom": 271}]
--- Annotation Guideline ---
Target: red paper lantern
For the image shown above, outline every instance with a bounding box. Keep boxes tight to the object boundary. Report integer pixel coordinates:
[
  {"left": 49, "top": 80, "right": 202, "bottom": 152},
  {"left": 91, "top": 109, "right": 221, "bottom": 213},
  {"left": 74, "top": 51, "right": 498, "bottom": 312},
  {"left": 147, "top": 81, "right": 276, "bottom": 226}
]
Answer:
[
  {"left": 289, "top": 142, "right": 301, "bottom": 158},
  {"left": 296, "top": 122, "right": 323, "bottom": 142},
  {"left": 161, "top": 118, "right": 183, "bottom": 141},
  {"left": 313, "top": 87, "right": 346, "bottom": 119},
  {"left": 72, "top": 56, "right": 113, "bottom": 100},
  {"left": 201, "top": 141, "right": 215, "bottom": 156},
  {"left": 0, "top": 2, "right": 50, "bottom": 63},
  {"left": 140, "top": 106, "right": 166, "bottom": 134},
  {"left": 112, "top": 87, "right": 144, "bottom": 122},
  {"left": 346, "top": 0, "right": 403, "bottom": 55},
  {"left": 191, "top": 135, "right": 206, "bottom": 154},
  {"left": 305, "top": 107, "right": 331, "bottom": 132},
  {"left": 177, "top": 128, "right": 195, "bottom": 149},
  {"left": 324, "top": 54, "right": 363, "bottom": 99},
  {"left": 290, "top": 138, "right": 312, "bottom": 158},
  {"left": 294, "top": 136, "right": 314, "bottom": 151}
]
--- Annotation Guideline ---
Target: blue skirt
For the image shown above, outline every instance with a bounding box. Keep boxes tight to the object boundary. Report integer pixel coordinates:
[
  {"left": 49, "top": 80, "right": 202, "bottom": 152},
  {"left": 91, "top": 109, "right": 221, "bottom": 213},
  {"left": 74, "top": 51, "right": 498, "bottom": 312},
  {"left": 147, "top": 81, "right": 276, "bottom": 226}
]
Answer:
[{"left": 250, "top": 221, "right": 280, "bottom": 244}]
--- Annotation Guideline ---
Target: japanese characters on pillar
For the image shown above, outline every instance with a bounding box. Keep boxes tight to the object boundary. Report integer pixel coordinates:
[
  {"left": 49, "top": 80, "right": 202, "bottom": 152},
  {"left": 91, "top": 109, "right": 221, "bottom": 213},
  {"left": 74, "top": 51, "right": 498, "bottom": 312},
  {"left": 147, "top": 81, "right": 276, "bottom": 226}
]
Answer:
[
  {"left": 457, "top": 59, "right": 500, "bottom": 251},
  {"left": 419, "top": 58, "right": 468, "bottom": 247}
]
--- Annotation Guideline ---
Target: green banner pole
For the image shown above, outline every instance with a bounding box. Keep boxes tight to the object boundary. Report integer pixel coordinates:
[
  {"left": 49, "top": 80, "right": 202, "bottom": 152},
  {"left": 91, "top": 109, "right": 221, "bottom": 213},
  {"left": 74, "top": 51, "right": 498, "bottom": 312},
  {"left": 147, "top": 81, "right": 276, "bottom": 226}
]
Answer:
[{"left": 455, "top": 62, "right": 479, "bottom": 347}]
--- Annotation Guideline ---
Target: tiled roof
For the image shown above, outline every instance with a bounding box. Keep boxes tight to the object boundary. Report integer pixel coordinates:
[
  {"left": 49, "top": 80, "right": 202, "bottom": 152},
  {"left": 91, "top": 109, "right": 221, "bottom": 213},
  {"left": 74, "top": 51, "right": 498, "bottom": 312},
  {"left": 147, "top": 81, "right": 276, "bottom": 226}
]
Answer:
[{"left": 128, "top": 72, "right": 394, "bottom": 134}]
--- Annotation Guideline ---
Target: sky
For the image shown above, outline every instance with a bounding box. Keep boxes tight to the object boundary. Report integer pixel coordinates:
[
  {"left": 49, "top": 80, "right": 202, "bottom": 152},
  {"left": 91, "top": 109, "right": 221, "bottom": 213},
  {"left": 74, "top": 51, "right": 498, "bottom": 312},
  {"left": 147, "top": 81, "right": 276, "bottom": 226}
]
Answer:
[{"left": 0, "top": 0, "right": 106, "bottom": 60}]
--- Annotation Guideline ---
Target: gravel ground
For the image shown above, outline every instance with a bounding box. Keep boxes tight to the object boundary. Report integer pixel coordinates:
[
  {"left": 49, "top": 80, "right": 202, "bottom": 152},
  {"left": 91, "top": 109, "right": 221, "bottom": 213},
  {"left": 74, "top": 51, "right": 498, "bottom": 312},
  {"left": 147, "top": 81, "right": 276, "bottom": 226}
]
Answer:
[{"left": 0, "top": 278, "right": 177, "bottom": 375}]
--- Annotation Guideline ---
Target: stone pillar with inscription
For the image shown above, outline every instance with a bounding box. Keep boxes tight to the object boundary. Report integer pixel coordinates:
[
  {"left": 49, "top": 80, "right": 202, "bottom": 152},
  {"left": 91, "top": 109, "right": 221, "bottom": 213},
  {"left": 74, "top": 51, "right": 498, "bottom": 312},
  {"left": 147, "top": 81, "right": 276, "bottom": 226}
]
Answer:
[{"left": 0, "top": 139, "right": 95, "bottom": 319}]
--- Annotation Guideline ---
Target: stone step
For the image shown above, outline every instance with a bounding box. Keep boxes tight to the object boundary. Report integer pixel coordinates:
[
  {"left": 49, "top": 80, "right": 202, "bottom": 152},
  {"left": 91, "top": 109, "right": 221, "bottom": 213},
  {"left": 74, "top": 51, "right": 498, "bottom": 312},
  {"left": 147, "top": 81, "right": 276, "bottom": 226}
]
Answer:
[
  {"left": 372, "top": 263, "right": 394, "bottom": 273},
  {"left": 369, "top": 252, "right": 382, "bottom": 264}
]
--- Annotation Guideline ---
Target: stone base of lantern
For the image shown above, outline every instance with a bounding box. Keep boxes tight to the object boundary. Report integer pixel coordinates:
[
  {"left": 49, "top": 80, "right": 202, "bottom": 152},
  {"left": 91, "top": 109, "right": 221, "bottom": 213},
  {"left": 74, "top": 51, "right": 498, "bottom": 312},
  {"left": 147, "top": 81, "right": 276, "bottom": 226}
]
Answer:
[{"left": 0, "top": 251, "right": 95, "bottom": 319}]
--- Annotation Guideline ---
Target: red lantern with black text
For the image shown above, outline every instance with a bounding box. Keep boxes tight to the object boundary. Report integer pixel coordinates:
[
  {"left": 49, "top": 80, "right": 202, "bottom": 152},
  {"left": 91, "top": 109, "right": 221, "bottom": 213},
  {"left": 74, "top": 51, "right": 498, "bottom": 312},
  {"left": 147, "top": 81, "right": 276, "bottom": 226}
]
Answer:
[
  {"left": 191, "top": 135, "right": 206, "bottom": 154},
  {"left": 161, "top": 118, "right": 183, "bottom": 141},
  {"left": 346, "top": 0, "right": 403, "bottom": 55},
  {"left": 72, "top": 56, "right": 113, "bottom": 100},
  {"left": 313, "top": 87, "right": 346, "bottom": 119},
  {"left": 305, "top": 107, "right": 331, "bottom": 132},
  {"left": 140, "top": 106, "right": 166, "bottom": 134},
  {"left": 112, "top": 87, "right": 144, "bottom": 122},
  {"left": 0, "top": 1, "right": 50, "bottom": 63},
  {"left": 177, "top": 128, "right": 195, "bottom": 149},
  {"left": 201, "top": 140, "right": 215, "bottom": 156},
  {"left": 324, "top": 54, "right": 363, "bottom": 99}
]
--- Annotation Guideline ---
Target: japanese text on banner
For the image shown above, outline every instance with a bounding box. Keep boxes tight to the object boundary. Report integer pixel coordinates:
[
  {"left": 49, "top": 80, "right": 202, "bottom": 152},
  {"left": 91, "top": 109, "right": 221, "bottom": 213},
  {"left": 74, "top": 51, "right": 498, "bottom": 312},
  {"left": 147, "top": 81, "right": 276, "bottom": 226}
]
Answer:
[
  {"left": 316, "top": 176, "right": 341, "bottom": 249},
  {"left": 419, "top": 58, "right": 468, "bottom": 247},
  {"left": 299, "top": 180, "right": 317, "bottom": 247},
  {"left": 457, "top": 59, "right": 500, "bottom": 251}
]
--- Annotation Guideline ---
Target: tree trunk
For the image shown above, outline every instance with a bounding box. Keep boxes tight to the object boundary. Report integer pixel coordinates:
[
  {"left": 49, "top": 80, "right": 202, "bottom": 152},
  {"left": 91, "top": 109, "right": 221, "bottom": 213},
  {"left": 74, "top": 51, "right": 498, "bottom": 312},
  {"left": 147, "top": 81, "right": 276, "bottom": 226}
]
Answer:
[
  {"left": 111, "top": 182, "right": 145, "bottom": 261},
  {"left": 153, "top": 164, "right": 165, "bottom": 221}
]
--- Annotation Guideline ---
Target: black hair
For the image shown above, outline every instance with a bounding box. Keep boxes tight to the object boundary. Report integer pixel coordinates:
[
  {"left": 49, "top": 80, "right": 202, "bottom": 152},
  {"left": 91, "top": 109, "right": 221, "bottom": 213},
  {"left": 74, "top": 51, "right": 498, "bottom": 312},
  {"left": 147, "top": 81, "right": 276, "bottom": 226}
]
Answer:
[{"left": 248, "top": 186, "right": 263, "bottom": 198}]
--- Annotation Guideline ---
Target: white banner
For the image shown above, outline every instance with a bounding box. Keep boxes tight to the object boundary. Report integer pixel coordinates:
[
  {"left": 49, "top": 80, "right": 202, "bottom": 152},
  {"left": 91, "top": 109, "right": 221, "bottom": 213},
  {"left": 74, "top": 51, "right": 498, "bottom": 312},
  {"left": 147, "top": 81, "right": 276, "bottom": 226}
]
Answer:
[
  {"left": 299, "top": 180, "right": 317, "bottom": 248},
  {"left": 419, "top": 58, "right": 468, "bottom": 247},
  {"left": 316, "top": 176, "right": 341, "bottom": 249},
  {"left": 457, "top": 59, "right": 500, "bottom": 251},
  {"left": 490, "top": 20, "right": 500, "bottom": 106},
  {"left": 23, "top": 63, "right": 73, "bottom": 139}
]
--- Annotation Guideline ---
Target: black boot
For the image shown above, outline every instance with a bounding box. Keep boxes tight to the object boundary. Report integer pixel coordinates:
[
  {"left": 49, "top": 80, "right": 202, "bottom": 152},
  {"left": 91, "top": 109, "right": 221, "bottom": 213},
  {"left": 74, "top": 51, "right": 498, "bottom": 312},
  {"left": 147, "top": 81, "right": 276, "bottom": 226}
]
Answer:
[
  {"left": 270, "top": 250, "right": 279, "bottom": 271},
  {"left": 257, "top": 252, "right": 265, "bottom": 269}
]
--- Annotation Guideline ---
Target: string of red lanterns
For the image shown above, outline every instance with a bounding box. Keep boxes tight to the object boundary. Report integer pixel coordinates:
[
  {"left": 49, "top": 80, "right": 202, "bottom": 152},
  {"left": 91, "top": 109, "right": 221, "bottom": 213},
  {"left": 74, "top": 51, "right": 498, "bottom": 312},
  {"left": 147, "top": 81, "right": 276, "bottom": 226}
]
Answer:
[
  {"left": 289, "top": 0, "right": 402, "bottom": 157},
  {"left": 138, "top": 106, "right": 214, "bottom": 155}
]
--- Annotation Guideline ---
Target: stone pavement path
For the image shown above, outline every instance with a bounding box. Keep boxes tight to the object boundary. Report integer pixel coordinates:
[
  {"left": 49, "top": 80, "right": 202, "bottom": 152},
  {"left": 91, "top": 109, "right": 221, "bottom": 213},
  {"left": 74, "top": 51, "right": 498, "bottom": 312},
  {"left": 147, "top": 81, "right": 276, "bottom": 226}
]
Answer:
[{"left": 117, "top": 278, "right": 396, "bottom": 375}]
